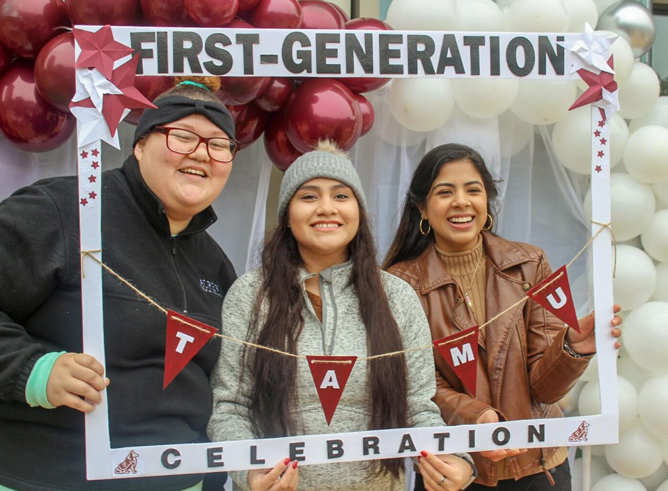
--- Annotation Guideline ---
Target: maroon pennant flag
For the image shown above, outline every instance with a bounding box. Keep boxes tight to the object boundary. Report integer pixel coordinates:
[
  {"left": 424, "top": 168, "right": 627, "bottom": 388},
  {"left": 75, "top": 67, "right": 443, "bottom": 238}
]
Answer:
[
  {"left": 306, "top": 355, "right": 357, "bottom": 425},
  {"left": 527, "top": 265, "right": 581, "bottom": 333},
  {"left": 164, "top": 310, "right": 217, "bottom": 389},
  {"left": 433, "top": 326, "right": 479, "bottom": 397}
]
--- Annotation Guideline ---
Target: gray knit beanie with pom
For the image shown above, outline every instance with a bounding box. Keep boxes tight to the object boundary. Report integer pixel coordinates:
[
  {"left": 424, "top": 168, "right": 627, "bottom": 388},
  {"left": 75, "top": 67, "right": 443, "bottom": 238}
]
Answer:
[{"left": 277, "top": 148, "right": 367, "bottom": 221}]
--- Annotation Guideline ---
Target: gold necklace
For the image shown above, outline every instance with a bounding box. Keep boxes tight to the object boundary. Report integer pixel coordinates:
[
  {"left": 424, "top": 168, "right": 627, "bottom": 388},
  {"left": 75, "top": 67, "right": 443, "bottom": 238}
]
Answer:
[{"left": 462, "top": 247, "right": 483, "bottom": 310}]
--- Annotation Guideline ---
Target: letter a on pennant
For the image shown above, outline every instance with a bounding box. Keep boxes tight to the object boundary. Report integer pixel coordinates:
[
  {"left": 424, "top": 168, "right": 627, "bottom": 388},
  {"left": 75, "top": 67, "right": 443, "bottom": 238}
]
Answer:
[
  {"left": 527, "top": 265, "right": 581, "bottom": 333},
  {"left": 432, "top": 326, "right": 479, "bottom": 397},
  {"left": 164, "top": 309, "right": 217, "bottom": 389},
  {"left": 306, "top": 355, "right": 357, "bottom": 425}
]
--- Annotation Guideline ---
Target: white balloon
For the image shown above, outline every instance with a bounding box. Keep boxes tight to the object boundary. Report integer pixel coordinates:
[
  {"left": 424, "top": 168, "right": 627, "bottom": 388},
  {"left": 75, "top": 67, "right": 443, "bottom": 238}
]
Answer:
[
  {"left": 498, "top": 110, "right": 533, "bottom": 157},
  {"left": 453, "top": 78, "right": 519, "bottom": 119},
  {"left": 389, "top": 78, "right": 455, "bottom": 133},
  {"left": 630, "top": 98, "right": 668, "bottom": 134},
  {"left": 613, "top": 245, "right": 657, "bottom": 310},
  {"left": 580, "top": 354, "right": 599, "bottom": 382},
  {"left": 623, "top": 302, "right": 668, "bottom": 372},
  {"left": 640, "top": 463, "right": 668, "bottom": 491},
  {"left": 385, "top": 0, "right": 460, "bottom": 31},
  {"left": 578, "top": 376, "right": 638, "bottom": 432},
  {"left": 592, "top": 473, "right": 647, "bottom": 491},
  {"left": 623, "top": 126, "right": 668, "bottom": 184},
  {"left": 618, "top": 63, "right": 661, "bottom": 120},
  {"left": 605, "top": 421, "right": 664, "bottom": 479},
  {"left": 572, "top": 456, "right": 614, "bottom": 491},
  {"left": 559, "top": 379, "right": 585, "bottom": 414},
  {"left": 372, "top": 88, "right": 428, "bottom": 147},
  {"left": 593, "top": 0, "right": 621, "bottom": 15},
  {"left": 642, "top": 210, "right": 668, "bottom": 262},
  {"left": 657, "top": 478, "right": 668, "bottom": 491},
  {"left": 583, "top": 174, "right": 655, "bottom": 242},
  {"left": 602, "top": 32, "right": 635, "bottom": 84},
  {"left": 553, "top": 107, "right": 628, "bottom": 174},
  {"left": 639, "top": 373, "right": 668, "bottom": 439},
  {"left": 504, "top": 0, "right": 569, "bottom": 32},
  {"left": 455, "top": 0, "right": 504, "bottom": 31},
  {"left": 653, "top": 263, "right": 668, "bottom": 303},
  {"left": 561, "top": 0, "right": 598, "bottom": 33},
  {"left": 654, "top": 177, "right": 668, "bottom": 207},
  {"left": 618, "top": 353, "right": 652, "bottom": 391},
  {"left": 511, "top": 80, "right": 577, "bottom": 125}
]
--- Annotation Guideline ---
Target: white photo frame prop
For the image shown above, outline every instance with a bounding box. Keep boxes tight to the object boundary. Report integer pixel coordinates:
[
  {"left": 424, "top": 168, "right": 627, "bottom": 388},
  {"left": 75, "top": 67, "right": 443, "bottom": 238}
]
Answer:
[{"left": 74, "top": 26, "right": 618, "bottom": 480}]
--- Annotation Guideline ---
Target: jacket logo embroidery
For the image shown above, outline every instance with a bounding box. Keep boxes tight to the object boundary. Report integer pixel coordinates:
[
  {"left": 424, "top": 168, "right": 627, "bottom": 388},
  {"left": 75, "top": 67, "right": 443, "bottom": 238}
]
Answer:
[{"left": 200, "top": 279, "right": 223, "bottom": 297}]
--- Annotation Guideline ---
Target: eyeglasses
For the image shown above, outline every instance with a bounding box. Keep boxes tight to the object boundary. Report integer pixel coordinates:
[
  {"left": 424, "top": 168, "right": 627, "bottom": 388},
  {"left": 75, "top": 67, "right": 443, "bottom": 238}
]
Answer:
[{"left": 153, "top": 127, "right": 240, "bottom": 163}]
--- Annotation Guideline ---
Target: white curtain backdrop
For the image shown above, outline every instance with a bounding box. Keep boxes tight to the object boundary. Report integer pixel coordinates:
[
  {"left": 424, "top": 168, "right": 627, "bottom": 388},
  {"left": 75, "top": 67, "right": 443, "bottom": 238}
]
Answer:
[{"left": 1, "top": 83, "right": 593, "bottom": 312}]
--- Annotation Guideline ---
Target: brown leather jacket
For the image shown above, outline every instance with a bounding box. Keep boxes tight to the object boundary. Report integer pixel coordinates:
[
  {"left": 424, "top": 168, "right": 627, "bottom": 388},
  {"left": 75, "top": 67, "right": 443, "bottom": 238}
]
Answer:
[{"left": 388, "top": 231, "right": 590, "bottom": 486}]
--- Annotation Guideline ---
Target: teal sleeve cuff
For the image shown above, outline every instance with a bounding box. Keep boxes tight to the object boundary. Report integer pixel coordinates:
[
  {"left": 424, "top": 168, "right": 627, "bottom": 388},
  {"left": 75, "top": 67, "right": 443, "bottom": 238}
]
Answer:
[{"left": 25, "top": 352, "right": 66, "bottom": 409}]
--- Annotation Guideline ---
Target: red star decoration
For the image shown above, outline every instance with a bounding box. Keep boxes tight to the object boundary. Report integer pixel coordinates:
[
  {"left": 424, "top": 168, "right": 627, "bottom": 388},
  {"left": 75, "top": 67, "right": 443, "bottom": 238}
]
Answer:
[
  {"left": 88, "top": 175, "right": 97, "bottom": 183},
  {"left": 99, "top": 54, "right": 157, "bottom": 137},
  {"left": 80, "top": 151, "right": 88, "bottom": 159},
  {"left": 91, "top": 161, "right": 100, "bottom": 169},
  {"left": 89, "top": 191, "right": 98, "bottom": 200},
  {"left": 594, "top": 130, "right": 601, "bottom": 137},
  {"left": 598, "top": 120, "right": 605, "bottom": 128},
  {"left": 600, "top": 138, "right": 607, "bottom": 145},
  {"left": 91, "top": 149, "right": 100, "bottom": 157},
  {"left": 73, "top": 26, "right": 134, "bottom": 80},
  {"left": 595, "top": 165, "right": 602, "bottom": 173},
  {"left": 569, "top": 56, "right": 618, "bottom": 113},
  {"left": 80, "top": 198, "right": 88, "bottom": 206},
  {"left": 598, "top": 151, "right": 604, "bottom": 158}
]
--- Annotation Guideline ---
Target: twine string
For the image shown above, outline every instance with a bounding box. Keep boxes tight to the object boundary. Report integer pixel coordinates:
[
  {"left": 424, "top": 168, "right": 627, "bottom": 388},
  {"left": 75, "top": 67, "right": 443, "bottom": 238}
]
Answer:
[{"left": 78, "top": 222, "right": 614, "bottom": 363}]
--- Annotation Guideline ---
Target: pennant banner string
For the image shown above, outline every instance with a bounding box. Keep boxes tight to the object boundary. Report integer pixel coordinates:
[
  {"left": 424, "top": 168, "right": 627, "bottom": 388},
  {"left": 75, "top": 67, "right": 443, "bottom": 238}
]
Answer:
[{"left": 79, "top": 222, "right": 615, "bottom": 363}]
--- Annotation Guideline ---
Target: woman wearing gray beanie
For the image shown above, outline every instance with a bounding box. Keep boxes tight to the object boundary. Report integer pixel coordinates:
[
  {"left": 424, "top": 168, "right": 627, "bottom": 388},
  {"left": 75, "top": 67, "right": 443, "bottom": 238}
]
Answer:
[{"left": 208, "top": 141, "right": 477, "bottom": 491}]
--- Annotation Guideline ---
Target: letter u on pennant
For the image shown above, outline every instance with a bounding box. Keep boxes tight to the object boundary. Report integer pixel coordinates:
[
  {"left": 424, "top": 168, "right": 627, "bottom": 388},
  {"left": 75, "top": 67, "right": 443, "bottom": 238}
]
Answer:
[
  {"left": 527, "top": 265, "right": 581, "bottom": 333},
  {"left": 433, "top": 326, "right": 479, "bottom": 397},
  {"left": 306, "top": 355, "right": 357, "bottom": 425}
]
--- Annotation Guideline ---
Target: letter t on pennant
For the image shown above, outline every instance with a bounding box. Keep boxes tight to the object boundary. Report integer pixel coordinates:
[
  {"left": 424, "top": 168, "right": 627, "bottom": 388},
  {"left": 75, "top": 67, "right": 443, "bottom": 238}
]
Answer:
[
  {"left": 433, "top": 326, "right": 479, "bottom": 397},
  {"left": 306, "top": 356, "right": 357, "bottom": 425},
  {"left": 164, "top": 309, "right": 217, "bottom": 389}
]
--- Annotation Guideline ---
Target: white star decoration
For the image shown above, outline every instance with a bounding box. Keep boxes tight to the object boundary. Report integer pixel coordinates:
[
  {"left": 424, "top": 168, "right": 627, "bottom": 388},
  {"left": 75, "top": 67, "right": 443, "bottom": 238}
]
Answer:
[
  {"left": 72, "top": 68, "right": 123, "bottom": 112},
  {"left": 558, "top": 24, "right": 617, "bottom": 75},
  {"left": 594, "top": 88, "right": 621, "bottom": 121},
  {"left": 70, "top": 106, "right": 121, "bottom": 149}
]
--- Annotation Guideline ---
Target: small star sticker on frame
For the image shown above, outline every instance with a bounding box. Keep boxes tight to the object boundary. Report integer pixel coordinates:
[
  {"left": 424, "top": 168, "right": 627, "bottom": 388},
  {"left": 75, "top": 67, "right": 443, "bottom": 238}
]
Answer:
[
  {"left": 80, "top": 198, "right": 88, "bottom": 206},
  {"left": 91, "top": 149, "right": 100, "bottom": 157},
  {"left": 80, "top": 151, "right": 89, "bottom": 159},
  {"left": 600, "top": 138, "right": 607, "bottom": 145},
  {"left": 89, "top": 191, "right": 98, "bottom": 200},
  {"left": 595, "top": 165, "right": 602, "bottom": 173},
  {"left": 88, "top": 175, "right": 97, "bottom": 183},
  {"left": 598, "top": 151, "right": 605, "bottom": 158},
  {"left": 594, "top": 130, "right": 601, "bottom": 137},
  {"left": 91, "top": 161, "right": 100, "bottom": 169},
  {"left": 598, "top": 120, "right": 605, "bottom": 128}
]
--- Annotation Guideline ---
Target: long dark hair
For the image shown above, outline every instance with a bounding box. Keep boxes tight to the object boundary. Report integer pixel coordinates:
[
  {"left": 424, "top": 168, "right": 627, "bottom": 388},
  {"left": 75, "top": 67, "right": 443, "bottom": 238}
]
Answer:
[
  {"left": 383, "top": 143, "right": 500, "bottom": 270},
  {"left": 244, "top": 206, "right": 409, "bottom": 478}
]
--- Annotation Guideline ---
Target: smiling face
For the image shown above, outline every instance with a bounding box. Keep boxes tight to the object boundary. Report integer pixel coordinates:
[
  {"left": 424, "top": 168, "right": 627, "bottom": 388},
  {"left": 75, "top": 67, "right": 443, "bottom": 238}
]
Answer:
[
  {"left": 134, "top": 114, "right": 233, "bottom": 232},
  {"left": 420, "top": 159, "right": 488, "bottom": 252},
  {"left": 287, "top": 178, "right": 360, "bottom": 268}
]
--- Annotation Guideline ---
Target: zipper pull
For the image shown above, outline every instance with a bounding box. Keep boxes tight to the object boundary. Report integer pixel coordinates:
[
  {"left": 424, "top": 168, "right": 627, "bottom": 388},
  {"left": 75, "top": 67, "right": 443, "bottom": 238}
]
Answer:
[{"left": 170, "top": 238, "right": 177, "bottom": 256}]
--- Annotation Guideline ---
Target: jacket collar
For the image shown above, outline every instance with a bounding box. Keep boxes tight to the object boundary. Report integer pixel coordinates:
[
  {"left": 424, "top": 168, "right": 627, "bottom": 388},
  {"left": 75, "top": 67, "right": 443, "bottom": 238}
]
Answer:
[
  {"left": 417, "top": 231, "right": 533, "bottom": 294},
  {"left": 299, "top": 260, "right": 353, "bottom": 291},
  {"left": 121, "top": 154, "right": 217, "bottom": 236}
]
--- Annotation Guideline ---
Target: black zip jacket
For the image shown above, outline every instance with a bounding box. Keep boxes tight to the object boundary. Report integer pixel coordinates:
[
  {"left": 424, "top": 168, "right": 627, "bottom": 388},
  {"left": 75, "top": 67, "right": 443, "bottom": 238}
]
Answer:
[{"left": 0, "top": 155, "right": 236, "bottom": 490}]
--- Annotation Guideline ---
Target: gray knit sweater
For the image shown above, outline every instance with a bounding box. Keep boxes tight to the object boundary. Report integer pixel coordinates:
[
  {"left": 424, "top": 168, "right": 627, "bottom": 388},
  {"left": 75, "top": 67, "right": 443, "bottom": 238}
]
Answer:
[{"left": 207, "top": 262, "right": 447, "bottom": 491}]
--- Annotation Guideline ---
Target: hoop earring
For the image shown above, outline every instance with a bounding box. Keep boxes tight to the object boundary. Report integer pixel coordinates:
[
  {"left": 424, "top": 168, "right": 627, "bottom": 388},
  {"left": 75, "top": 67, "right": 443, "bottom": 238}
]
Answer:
[
  {"left": 419, "top": 217, "right": 431, "bottom": 235},
  {"left": 483, "top": 214, "right": 493, "bottom": 231}
]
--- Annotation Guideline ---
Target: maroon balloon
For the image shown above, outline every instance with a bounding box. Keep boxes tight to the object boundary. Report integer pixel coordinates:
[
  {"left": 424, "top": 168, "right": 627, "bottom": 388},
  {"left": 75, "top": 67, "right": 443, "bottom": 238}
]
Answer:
[
  {"left": 65, "top": 0, "right": 141, "bottom": 26},
  {"left": 141, "top": 0, "right": 194, "bottom": 26},
  {"left": 339, "top": 18, "right": 393, "bottom": 94},
  {"left": 299, "top": 1, "right": 345, "bottom": 29},
  {"left": 249, "top": 0, "right": 302, "bottom": 29},
  {"left": 328, "top": 2, "right": 350, "bottom": 24},
  {"left": 218, "top": 76, "right": 270, "bottom": 105},
  {"left": 224, "top": 17, "right": 254, "bottom": 28},
  {"left": 34, "top": 32, "right": 74, "bottom": 113},
  {"left": 0, "top": 61, "right": 75, "bottom": 152},
  {"left": 354, "top": 93, "right": 374, "bottom": 137},
  {"left": 227, "top": 103, "right": 268, "bottom": 146},
  {"left": 264, "top": 111, "right": 302, "bottom": 171},
  {"left": 124, "top": 75, "right": 175, "bottom": 125},
  {"left": 284, "top": 79, "right": 362, "bottom": 153},
  {"left": 0, "top": 42, "right": 12, "bottom": 76},
  {"left": 185, "top": 0, "right": 238, "bottom": 27},
  {"left": 0, "top": 0, "right": 69, "bottom": 59},
  {"left": 255, "top": 77, "right": 293, "bottom": 112},
  {"left": 237, "top": 0, "right": 261, "bottom": 12}
]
